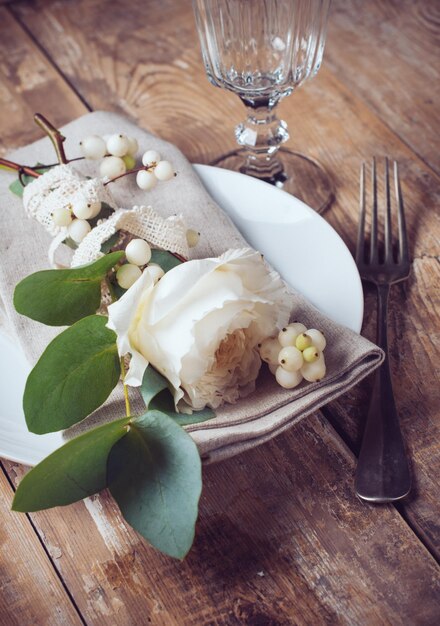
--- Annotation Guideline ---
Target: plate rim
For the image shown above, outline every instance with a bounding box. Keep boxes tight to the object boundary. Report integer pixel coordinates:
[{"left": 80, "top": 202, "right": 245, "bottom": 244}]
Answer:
[{"left": 193, "top": 163, "right": 364, "bottom": 334}]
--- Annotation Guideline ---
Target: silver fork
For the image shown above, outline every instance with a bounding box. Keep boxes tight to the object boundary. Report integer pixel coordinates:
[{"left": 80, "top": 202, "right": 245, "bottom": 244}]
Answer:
[{"left": 354, "top": 157, "right": 411, "bottom": 503}]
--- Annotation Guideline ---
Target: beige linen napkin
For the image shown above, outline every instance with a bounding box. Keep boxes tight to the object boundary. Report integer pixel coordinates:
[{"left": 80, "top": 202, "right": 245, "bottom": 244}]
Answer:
[{"left": 0, "top": 112, "right": 383, "bottom": 463}]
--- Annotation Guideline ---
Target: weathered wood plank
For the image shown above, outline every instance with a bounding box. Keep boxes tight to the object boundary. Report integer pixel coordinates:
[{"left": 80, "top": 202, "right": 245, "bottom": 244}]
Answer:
[
  {"left": 4, "top": 415, "right": 440, "bottom": 626},
  {"left": 0, "top": 465, "right": 83, "bottom": 625},
  {"left": 0, "top": 6, "right": 86, "bottom": 156},
  {"left": 326, "top": 0, "right": 440, "bottom": 175}
]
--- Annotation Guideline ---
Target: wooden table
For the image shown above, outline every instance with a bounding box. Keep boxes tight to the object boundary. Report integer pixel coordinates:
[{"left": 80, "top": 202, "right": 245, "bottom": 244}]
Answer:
[{"left": 1, "top": 1, "right": 439, "bottom": 624}]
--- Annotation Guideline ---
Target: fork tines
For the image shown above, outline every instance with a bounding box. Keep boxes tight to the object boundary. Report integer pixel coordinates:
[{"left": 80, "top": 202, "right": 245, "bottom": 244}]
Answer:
[{"left": 356, "top": 158, "right": 410, "bottom": 274}]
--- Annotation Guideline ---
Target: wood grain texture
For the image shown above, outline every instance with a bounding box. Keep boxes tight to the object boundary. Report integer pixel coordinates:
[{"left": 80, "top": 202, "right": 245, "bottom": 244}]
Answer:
[
  {"left": 0, "top": 6, "right": 85, "bottom": 156},
  {"left": 0, "top": 465, "right": 82, "bottom": 626},
  {"left": 4, "top": 416, "right": 440, "bottom": 626},
  {"left": 326, "top": 0, "right": 440, "bottom": 175},
  {"left": 0, "top": 1, "right": 439, "bottom": 624}
]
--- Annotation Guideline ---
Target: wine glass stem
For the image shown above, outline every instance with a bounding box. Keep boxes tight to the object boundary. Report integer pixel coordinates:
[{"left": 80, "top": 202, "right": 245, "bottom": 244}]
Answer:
[{"left": 235, "top": 96, "right": 290, "bottom": 182}]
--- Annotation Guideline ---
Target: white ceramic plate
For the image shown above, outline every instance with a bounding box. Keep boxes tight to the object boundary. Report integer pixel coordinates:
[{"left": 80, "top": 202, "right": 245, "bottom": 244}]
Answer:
[{"left": 0, "top": 165, "right": 363, "bottom": 466}]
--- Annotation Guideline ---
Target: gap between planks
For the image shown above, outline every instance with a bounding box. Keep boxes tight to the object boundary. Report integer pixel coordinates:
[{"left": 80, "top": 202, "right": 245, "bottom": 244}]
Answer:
[{"left": 6, "top": 3, "right": 93, "bottom": 114}]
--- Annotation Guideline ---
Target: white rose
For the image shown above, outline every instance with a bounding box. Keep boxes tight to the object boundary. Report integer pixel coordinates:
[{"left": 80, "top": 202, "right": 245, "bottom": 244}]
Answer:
[{"left": 107, "top": 248, "right": 292, "bottom": 411}]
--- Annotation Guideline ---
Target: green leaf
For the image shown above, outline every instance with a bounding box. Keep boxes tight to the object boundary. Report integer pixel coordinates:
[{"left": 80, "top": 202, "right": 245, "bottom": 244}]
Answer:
[
  {"left": 140, "top": 366, "right": 169, "bottom": 408},
  {"left": 89, "top": 202, "right": 114, "bottom": 229},
  {"left": 12, "top": 417, "right": 130, "bottom": 512},
  {"left": 100, "top": 232, "right": 120, "bottom": 254},
  {"left": 141, "top": 366, "right": 215, "bottom": 426},
  {"left": 14, "top": 251, "right": 124, "bottom": 326},
  {"left": 9, "top": 165, "right": 49, "bottom": 198},
  {"left": 24, "top": 315, "right": 121, "bottom": 434},
  {"left": 150, "top": 249, "right": 182, "bottom": 273},
  {"left": 108, "top": 410, "right": 202, "bottom": 559},
  {"left": 150, "top": 390, "right": 215, "bottom": 426},
  {"left": 63, "top": 236, "right": 79, "bottom": 251},
  {"left": 9, "top": 178, "right": 25, "bottom": 198}
]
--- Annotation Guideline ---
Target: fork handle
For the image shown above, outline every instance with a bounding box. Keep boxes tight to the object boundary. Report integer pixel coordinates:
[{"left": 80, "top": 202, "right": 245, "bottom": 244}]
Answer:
[{"left": 355, "top": 284, "right": 411, "bottom": 502}]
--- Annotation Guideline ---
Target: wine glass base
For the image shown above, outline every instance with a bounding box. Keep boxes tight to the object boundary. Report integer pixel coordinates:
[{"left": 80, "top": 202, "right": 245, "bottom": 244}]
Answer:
[{"left": 210, "top": 148, "right": 335, "bottom": 214}]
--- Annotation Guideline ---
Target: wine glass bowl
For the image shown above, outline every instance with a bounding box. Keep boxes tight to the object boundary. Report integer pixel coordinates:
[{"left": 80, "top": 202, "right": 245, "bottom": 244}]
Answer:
[{"left": 193, "top": 0, "right": 334, "bottom": 213}]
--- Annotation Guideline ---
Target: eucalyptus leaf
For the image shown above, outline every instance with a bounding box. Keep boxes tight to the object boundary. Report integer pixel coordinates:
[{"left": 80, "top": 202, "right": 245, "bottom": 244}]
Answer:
[
  {"left": 141, "top": 366, "right": 215, "bottom": 425},
  {"left": 150, "top": 249, "right": 183, "bottom": 273},
  {"left": 14, "top": 251, "right": 124, "bottom": 326},
  {"left": 150, "top": 390, "right": 215, "bottom": 426},
  {"left": 90, "top": 202, "right": 114, "bottom": 229},
  {"left": 108, "top": 410, "right": 202, "bottom": 559},
  {"left": 9, "top": 179, "right": 25, "bottom": 198},
  {"left": 9, "top": 165, "right": 49, "bottom": 198},
  {"left": 24, "top": 315, "right": 121, "bottom": 434},
  {"left": 12, "top": 417, "right": 130, "bottom": 512},
  {"left": 63, "top": 236, "right": 79, "bottom": 251},
  {"left": 111, "top": 281, "right": 126, "bottom": 300},
  {"left": 140, "top": 366, "right": 169, "bottom": 408},
  {"left": 100, "top": 232, "right": 120, "bottom": 254}
]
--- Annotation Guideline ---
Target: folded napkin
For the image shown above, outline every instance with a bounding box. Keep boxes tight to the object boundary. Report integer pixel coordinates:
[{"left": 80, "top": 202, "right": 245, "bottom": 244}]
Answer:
[{"left": 0, "top": 112, "right": 383, "bottom": 463}]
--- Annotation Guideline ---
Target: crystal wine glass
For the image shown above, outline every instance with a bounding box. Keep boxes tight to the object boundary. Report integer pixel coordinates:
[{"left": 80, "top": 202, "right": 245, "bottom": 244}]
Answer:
[{"left": 192, "top": 0, "right": 334, "bottom": 213}]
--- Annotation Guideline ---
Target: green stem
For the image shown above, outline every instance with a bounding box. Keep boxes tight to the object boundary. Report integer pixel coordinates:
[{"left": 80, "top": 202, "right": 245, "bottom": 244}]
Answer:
[
  {"left": 120, "top": 357, "right": 131, "bottom": 418},
  {"left": 105, "top": 277, "right": 131, "bottom": 418}
]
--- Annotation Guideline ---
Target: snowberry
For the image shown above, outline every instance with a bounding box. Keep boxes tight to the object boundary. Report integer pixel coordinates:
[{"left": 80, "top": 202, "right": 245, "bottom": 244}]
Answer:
[
  {"left": 126, "top": 137, "right": 139, "bottom": 156},
  {"left": 106, "top": 134, "right": 130, "bottom": 157},
  {"left": 73, "top": 199, "right": 101, "bottom": 220},
  {"left": 136, "top": 170, "right": 157, "bottom": 190},
  {"left": 154, "top": 160, "right": 174, "bottom": 181},
  {"left": 259, "top": 337, "right": 281, "bottom": 365},
  {"left": 142, "top": 150, "right": 161, "bottom": 167},
  {"left": 52, "top": 206, "right": 72, "bottom": 227},
  {"left": 275, "top": 366, "right": 303, "bottom": 389},
  {"left": 296, "top": 333, "right": 312, "bottom": 351},
  {"left": 122, "top": 154, "right": 136, "bottom": 170},
  {"left": 301, "top": 353, "right": 326, "bottom": 382},
  {"left": 125, "top": 239, "right": 152, "bottom": 266},
  {"left": 79, "top": 135, "right": 107, "bottom": 160},
  {"left": 278, "top": 346, "right": 303, "bottom": 372},
  {"left": 278, "top": 322, "right": 307, "bottom": 347},
  {"left": 304, "top": 329, "right": 326, "bottom": 352},
  {"left": 186, "top": 229, "right": 200, "bottom": 248},
  {"left": 302, "top": 346, "right": 320, "bottom": 363},
  {"left": 68, "top": 219, "right": 91, "bottom": 243},
  {"left": 116, "top": 264, "right": 142, "bottom": 289},
  {"left": 146, "top": 264, "right": 165, "bottom": 283},
  {"left": 100, "top": 156, "right": 126, "bottom": 179}
]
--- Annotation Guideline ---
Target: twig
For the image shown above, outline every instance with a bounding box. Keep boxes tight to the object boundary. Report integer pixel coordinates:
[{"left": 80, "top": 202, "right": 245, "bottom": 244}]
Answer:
[
  {"left": 34, "top": 113, "right": 68, "bottom": 164},
  {"left": 0, "top": 158, "right": 41, "bottom": 178},
  {"left": 103, "top": 165, "right": 153, "bottom": 186},
  {"left": 37, "top": 156, "right": 85, "bottom": 169}
]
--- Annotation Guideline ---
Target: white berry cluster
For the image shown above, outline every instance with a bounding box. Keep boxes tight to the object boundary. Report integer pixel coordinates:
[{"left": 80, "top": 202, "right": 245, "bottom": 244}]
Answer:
[
  {"left": 80, "top": 134, "right": 176, "bottom": 190},
  {"left": 259, "top": 322, "right": 327, "bottom": 389},
  {"left": 80, "top": 133, "right": 138, "bottom": 178},
  {"left": 116, "top": 238, "right": 164, "bottom": 290},
  {"left": 136, "top": 150, "right": 175, "bottom": 190},
  {"left": 52, "top": 199, "right": 101, "bottom": 243}
]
